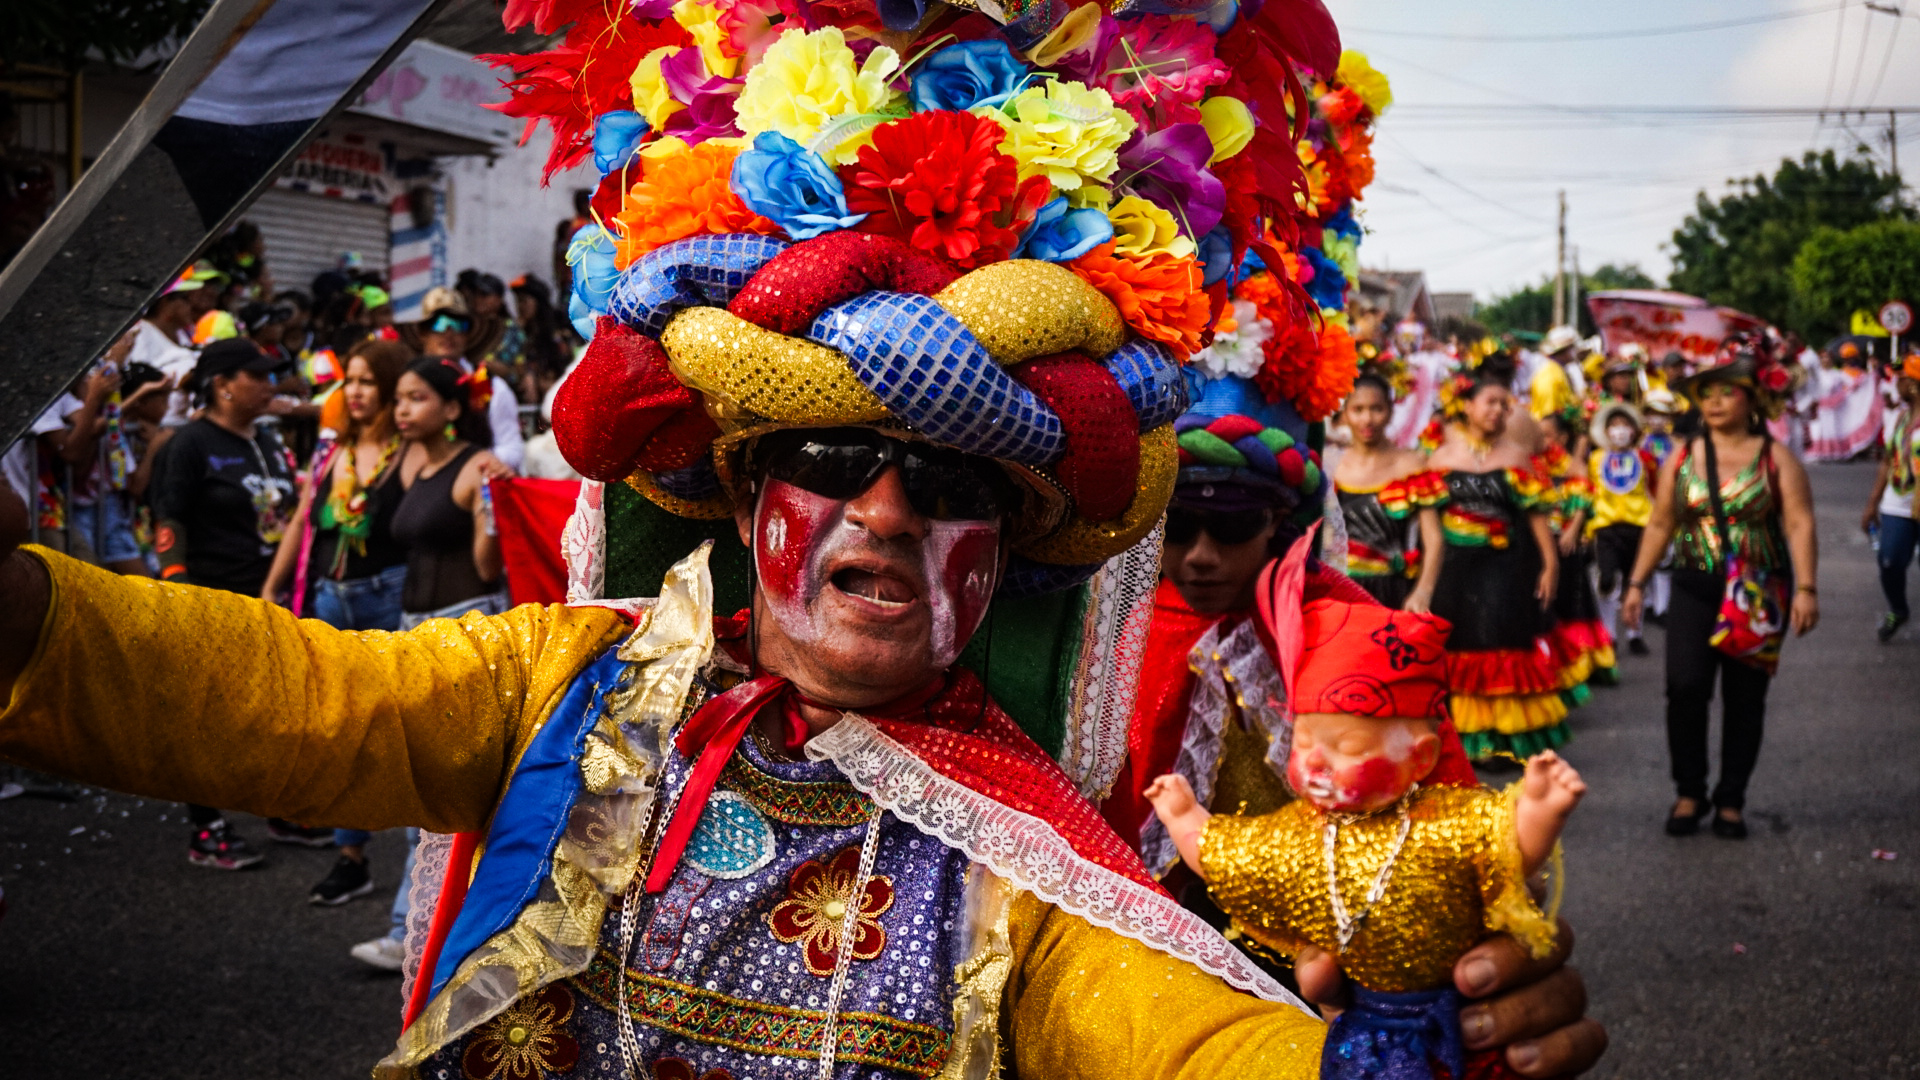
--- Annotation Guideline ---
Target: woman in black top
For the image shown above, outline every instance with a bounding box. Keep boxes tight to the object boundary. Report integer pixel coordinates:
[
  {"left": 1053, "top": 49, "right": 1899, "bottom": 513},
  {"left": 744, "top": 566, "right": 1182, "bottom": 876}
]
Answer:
[
  {"left": 391, "top": 357, "right": 514, "bottom": 628},
  {"left": 147, "top": 337, "right": 299, "bottom": 869},
  {"left": 262, "top": 339, "right": 415, "bottom": 627}
]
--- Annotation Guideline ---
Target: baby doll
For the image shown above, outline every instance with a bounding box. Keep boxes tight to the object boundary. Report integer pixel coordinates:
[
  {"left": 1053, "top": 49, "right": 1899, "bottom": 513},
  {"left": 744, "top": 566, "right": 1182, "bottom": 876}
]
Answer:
[{"left": 1147, "top": 532, "right": 1585, "bottom": 1080}]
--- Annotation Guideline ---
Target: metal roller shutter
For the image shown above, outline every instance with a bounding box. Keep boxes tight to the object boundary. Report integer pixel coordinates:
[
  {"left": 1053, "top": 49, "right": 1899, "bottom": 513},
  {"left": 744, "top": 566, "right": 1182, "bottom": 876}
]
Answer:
[{"left": 247, "top": 187, "right": 391, "bottom": 297}]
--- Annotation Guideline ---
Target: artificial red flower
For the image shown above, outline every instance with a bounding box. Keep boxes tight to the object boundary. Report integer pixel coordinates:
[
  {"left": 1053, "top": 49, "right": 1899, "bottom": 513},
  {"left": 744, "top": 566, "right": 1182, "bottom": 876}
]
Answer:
[
  {"left": 482, "top": 10, "right": 691, "bottom": 182},
  {"left": 500, "top": 0, "right": 601, "bottom": 34},
  {"left": 841, "top": 111, "right": 1050, "bottom": 270}
]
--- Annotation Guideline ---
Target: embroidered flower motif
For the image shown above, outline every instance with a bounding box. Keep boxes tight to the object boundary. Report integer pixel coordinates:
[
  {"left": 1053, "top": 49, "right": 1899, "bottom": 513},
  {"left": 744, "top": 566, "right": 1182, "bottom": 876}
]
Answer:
[
  {"left": 460, "top": 983, "right": 579, "bottom": 1080},
  {"left": 651, "top": 1057, "right": 733, "bottom": 1080},
  {"left": 767, "top": 845, "right": 894, "bottom": 977}
]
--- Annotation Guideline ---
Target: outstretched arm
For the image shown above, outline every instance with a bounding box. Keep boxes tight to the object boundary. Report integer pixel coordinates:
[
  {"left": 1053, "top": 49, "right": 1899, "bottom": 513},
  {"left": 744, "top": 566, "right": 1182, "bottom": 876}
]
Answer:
[
  {"left": 1516, "top": 751, "right": 1585, "bottom": 876},
  {"left": 1, "top": 508, "right": 630, "bottom": 833}
]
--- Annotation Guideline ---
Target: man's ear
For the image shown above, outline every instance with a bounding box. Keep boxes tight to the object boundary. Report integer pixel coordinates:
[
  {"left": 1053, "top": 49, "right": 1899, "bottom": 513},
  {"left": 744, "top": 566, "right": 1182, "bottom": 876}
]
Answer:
[{"left": 735, "top": 491, "right": 754, "bottom": 549}]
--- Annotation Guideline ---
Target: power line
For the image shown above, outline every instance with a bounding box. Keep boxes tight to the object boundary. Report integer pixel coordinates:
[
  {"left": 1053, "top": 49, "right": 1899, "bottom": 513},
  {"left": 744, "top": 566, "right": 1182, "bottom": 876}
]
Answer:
[
  {"left": 1823, "top": 1, "right": 1851, "bottom": 113},
  {"left": 1342, "top": 3, "right": 1847, "bottom": 44},
  {"left": 1843, "top": 0, "right": 1878, "bottom": 110},
  {"left": 1865, "top": 10, "right": 1905, "bottom": 108}
]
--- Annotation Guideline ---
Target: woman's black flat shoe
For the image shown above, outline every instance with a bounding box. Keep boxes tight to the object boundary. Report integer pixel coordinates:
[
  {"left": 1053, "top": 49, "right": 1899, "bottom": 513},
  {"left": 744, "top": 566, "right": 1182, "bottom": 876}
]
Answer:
[
  {"left": 1711, "top": 811, "right": 1748, "bottom": 840},
  {"left": 1665, "top": 799, "right": 1710, "bottom": 837}
]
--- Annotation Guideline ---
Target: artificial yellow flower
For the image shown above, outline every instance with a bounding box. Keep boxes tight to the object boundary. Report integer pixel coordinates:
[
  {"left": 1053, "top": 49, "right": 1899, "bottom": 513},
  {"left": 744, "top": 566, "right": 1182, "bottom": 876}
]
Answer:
[
  {"left": 1066, "top": 185, "right": 1112, "bottom": 210},
  {"left": 735, "top": 27, "right": 901, "bottom": 156},
  {"left": 630, "top": 47, "right": 688, "bottom": 130},
  {"left": 672, "top": 0, "right": 739, "bottom": 79},
  {"left": 1108, "top": 196, "right": 1196, "bottom": 260},
  {"left": 1025, "top": 2, "right": 1103, "bottom": 68},
  {"left": 993, "top": 81, "right": 1136, "bottom": 192},
  {"left": 1336, "top": 51, "right": 1393, "bottom": 116},
  {"left": 1198, "top": 96, "right": 1254, "bottom": 163}
]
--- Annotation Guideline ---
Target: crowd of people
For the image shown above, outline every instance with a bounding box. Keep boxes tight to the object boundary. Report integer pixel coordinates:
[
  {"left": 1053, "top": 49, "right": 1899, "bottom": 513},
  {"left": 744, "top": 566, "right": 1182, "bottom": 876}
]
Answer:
[{"left": 0, "top": 225, "right": 598, "bottom": 968}]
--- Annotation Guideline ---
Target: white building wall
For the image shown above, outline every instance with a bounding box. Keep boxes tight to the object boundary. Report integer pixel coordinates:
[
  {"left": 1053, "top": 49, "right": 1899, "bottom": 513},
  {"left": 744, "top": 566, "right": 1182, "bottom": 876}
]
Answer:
[{"left": 441, "top": 129, "right": 597, "bottom": 296}]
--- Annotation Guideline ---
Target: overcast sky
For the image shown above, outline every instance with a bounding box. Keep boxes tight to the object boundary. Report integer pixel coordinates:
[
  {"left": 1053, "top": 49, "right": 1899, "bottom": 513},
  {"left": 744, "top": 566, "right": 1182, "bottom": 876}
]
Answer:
[{"left": 1328, "top": 0, "right": 1917, "bottom": 300}]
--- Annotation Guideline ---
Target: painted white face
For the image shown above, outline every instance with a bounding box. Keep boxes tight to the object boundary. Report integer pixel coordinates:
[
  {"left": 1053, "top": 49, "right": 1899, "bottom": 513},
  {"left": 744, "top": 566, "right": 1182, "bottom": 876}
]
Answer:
[
  {"left": 752, "top": 479, "right": 1001, "bottom": 670},
  {"left": 1607, "top": 422, "right": 1636, "bottom": 449}
]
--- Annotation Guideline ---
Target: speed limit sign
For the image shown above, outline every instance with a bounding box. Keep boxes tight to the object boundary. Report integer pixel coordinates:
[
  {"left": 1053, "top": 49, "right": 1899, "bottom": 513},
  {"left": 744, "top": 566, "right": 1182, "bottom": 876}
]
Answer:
[{"left": 1881, "top": 300, "right": 1913, "bottom": 335}]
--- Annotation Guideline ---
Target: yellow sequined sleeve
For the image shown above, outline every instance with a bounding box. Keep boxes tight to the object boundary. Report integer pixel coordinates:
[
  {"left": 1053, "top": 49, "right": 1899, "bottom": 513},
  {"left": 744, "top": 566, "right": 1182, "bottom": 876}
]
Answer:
[
  {"left": 0, "top": 548, "right": 631, "bottom": 834},
  {"left": 1005, "top": 891, "right": 1324, "bottom": 1079}
]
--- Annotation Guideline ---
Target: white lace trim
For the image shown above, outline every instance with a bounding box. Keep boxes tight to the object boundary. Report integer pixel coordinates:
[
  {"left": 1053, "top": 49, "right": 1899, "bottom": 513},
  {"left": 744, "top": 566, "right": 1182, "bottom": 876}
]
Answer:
[
  {"left": 563, "top": 478, "right": 654, "bottom": 619},
  {"left": 401, "top": 829, "right": 453, "bottom": 1012},
  {"left": 1139, "top": 619, "right": 1292, "bottom": 877},
  {"left": 807, "top": 715, "right": 1311, "bottom": 1013},
  {"left": 1060, "top": 523, "right": 1162, "bottom": 800}
]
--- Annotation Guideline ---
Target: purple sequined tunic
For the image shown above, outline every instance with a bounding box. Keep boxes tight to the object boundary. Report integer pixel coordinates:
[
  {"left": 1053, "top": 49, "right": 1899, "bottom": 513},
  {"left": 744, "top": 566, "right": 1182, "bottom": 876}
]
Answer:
[{"left": 420, "top": 731, "right": 973, "bottom": 1080}]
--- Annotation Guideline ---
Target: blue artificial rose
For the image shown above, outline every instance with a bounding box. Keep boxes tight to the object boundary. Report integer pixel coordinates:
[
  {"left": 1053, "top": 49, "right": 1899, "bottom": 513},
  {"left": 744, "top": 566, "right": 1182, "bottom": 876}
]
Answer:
[
  {"left": 567, "top": 223, "right": 620, "bottom": 339},
  {"left": 1197, "top": 226, "right": 1235, "bottom": 287},
  {"left": 591, "top": 111, "right": 649, "bottom": 175},
  {"left": 1301, "top": 246, "right": 1348, "bottom": 310},
  {"left": 911, "top": 39, "right": 1029, "bottom": 113},
  {"left": 731, "top": 132, "right": 867, "bottom": 241},
  {"left": 1016, "top": 196, "right": 1114, "bottom": 262}
]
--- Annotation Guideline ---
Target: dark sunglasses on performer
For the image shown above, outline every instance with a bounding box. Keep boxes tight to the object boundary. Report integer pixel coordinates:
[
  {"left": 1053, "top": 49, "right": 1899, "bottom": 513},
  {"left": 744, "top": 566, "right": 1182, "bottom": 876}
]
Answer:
[
  {"left": 754, "top": 427, "right": 1015, "bottom": 523},
  {"left": 1164, "top": 506, "right": 1272, "bottom": 546},
  {"left": 426, "top": 313, "right": 473, "bottom": 335}
]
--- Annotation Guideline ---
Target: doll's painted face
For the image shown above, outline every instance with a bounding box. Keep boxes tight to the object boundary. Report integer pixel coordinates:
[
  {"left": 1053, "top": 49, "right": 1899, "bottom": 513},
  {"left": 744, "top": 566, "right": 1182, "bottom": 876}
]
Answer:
[
  {"left": 1287, "top": 712, "right": 1442, "bottom": 814},
  {"left": 752, "top": 477, "right": 1000, "bottom": 673}
]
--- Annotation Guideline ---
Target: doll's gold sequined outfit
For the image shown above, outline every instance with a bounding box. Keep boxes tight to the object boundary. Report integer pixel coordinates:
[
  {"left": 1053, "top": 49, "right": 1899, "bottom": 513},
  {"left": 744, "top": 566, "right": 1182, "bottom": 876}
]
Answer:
[{"left": 1201, "top": 784, "right": 1555, "bottom": 992}]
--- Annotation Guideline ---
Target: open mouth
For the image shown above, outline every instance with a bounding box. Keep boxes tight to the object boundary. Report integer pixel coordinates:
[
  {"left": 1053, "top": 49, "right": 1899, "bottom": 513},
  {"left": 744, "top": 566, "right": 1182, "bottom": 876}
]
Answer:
[{"left": 830, "top": 567, "right": 918, "bottom": 609}]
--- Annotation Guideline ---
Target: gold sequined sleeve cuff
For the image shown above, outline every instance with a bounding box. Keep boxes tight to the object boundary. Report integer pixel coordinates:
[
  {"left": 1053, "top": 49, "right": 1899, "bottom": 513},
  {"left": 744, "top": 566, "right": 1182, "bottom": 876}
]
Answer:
[
  {"left": 0, "top": 547, "right": 630, "bottom": 833},
  {"left": 1005, "top": 890, "right": 1324, "bottom": 1079}
]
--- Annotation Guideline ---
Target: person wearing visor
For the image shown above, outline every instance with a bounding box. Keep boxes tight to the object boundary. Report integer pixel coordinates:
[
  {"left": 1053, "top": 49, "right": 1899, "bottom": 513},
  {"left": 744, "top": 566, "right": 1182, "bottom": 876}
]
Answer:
[{"left": 405, "top": 286, "right": 524, "bottom": 471}]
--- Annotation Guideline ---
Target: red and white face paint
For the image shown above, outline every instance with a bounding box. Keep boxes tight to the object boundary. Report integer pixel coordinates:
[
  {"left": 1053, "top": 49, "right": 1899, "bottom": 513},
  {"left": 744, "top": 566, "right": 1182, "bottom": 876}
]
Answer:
[
  {"left": 1285, "top": 714, "right": 1435, "bottom": 814},
  {"left": 753, "top": 479, "right": 1000, "bottom": 669}
]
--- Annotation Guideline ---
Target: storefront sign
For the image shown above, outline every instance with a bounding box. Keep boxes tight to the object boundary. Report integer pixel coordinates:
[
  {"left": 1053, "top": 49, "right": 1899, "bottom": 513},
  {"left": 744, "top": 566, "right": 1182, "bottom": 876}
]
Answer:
[
  {"left": 350, "top": 39, "right": 515, "bottom": 146},
  {"left": 275, "top": 136, "right": 395, "bottom": 203}
]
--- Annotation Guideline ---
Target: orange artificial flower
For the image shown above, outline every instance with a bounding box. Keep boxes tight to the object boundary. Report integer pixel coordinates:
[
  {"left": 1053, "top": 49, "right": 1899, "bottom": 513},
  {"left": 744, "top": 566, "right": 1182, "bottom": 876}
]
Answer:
[
  {"left": 612, "top": 141, "right": 779, "bottom": 268},
  {"left": 1069, "top": 242, "right": 1211, "bottom": 359}
]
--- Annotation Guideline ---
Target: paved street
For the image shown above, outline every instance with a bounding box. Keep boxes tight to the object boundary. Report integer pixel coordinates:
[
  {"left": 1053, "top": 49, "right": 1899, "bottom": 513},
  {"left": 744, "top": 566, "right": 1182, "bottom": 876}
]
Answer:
[{"left": 0, "top": 461, "right": 1916, "bottom": 1078}]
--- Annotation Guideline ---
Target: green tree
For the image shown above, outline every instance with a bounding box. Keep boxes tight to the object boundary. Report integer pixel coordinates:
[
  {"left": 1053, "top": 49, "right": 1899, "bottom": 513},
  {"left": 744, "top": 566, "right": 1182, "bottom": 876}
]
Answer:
[
  {"left": 1, "top": 0, "right": 210, "bottom": 69},
  {"left": 1790, "top": 220, "right": 1920, "bottom": 339},
  {"left": 1668, "top": 150, "right": 1909, "bottom": 333},
  {"left": 1479, "top": 263, "right": 1658, "bottom": 336}
]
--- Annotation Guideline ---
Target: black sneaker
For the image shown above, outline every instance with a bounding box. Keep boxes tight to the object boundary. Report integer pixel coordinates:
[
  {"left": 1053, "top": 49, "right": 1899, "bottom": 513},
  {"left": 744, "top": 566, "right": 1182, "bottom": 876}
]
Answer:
[
  {"left": 267, "top": 819, "right": 336, "bottom": 847},
  {"left": 1627, "top": 636, "right": 1650, "bottom": 656},
  {"left": 1878, "top": 613, "right": 1908, "bottom": 643},
  {"left": 310, "top": 855, "right": 375, "bottom": 906},
  {"left": 188, "top": 820, "right": 265, "bottom": 870}
]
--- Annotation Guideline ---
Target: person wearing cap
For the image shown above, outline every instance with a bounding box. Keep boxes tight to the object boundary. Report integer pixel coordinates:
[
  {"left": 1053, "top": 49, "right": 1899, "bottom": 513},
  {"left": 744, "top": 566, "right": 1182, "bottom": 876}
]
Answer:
[
  {"left": 1587, "top": 401, "right": 1657, "bottom": 656},
  {"left": 1530, "top": 326, "right": 1585, "bottom": 424},
  {"left": 143, "top": 338, "right": 310, "bottom": 867},
  {"left": 1623, "top": 338, "right": 1819, "bottom": 839},
  {"left": 406, "top": 286, "right": 525, "bottom": 471},
  {"left": 1862, "top": 355, "right": 1920, "bottom": 640},
  {"left": 1596, "top": 348, "right": 1644, "bottom": 408}
]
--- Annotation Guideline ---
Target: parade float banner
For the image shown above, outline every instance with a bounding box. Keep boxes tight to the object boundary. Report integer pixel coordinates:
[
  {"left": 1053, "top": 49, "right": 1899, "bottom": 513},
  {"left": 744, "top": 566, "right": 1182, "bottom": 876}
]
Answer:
[{"left": 1587, "top": 290, "right": 1766, "bottom": 360}]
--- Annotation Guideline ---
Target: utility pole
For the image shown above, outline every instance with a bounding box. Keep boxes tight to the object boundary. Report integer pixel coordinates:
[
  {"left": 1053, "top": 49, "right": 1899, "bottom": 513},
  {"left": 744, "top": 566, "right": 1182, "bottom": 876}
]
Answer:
[
  {"left": 1552, "top": 190, "right": 1567, "bottom": 328},
  {"left": 1892, "top": 109, "right": 1902, "bottom": 192},
  {"left": 1571, "top": 245, "right": 1583, "bottom": 338}
]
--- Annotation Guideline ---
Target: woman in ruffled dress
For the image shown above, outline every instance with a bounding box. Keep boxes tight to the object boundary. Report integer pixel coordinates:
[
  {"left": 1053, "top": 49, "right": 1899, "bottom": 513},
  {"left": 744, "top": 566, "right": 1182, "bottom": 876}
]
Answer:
[
  {"left": 1539, "top": 409, "right": 1616, "bottom": 697},
  {"left": 1426, "top": 357, "right": 1568, "bottom": 762},
  {"left": 1332, "top": 373, "right": 1446, "bottom": 610}
]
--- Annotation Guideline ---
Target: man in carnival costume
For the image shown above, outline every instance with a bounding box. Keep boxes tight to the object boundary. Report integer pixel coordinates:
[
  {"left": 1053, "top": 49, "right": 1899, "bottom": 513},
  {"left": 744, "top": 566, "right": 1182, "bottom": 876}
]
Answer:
[{"left": 0, "top": 0, "right": 1600, "bottom": 1075}]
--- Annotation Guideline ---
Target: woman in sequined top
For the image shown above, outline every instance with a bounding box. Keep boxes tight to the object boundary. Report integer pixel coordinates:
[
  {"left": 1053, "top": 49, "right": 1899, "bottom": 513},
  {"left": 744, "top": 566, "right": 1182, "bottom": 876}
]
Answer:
[
  {"left": 1427, "top": 361, "right": 1568, "bottom": 762},
  {"left": 1623, "top": 348, "right": 1818, "bottom": 840},
  {"left": 1332, "top": 374, "right": 1446, "bottom": 611}
]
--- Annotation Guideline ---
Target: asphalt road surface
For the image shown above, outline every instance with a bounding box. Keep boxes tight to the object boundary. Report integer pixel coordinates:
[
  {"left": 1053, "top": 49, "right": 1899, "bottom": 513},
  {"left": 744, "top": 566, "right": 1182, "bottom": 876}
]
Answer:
[{"left": 1, "top": 461, "right": 1915, "bottom": 1078}]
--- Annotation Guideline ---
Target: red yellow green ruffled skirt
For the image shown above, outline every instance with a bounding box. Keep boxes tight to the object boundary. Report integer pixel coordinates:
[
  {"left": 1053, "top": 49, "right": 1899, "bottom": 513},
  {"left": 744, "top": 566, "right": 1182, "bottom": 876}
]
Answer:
[{"left": 1447, "top": 638, "right": 1573, "bottom": 761}]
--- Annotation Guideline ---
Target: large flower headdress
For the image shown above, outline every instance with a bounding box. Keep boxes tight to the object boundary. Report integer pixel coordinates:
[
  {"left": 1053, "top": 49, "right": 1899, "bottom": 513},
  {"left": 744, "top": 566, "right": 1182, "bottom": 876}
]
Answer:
[{"left": 488, "top": 0, "right": 1343, "bottom": 595}]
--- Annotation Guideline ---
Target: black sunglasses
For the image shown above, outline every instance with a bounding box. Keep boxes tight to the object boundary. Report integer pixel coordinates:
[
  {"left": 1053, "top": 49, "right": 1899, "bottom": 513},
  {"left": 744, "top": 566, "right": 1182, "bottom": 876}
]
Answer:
[
  {"left": 755, "top": 428, "right": 1014, "bottom": 523},
  {"left": 1165, "top": 506, "right": 1272, "bottom": 546}
]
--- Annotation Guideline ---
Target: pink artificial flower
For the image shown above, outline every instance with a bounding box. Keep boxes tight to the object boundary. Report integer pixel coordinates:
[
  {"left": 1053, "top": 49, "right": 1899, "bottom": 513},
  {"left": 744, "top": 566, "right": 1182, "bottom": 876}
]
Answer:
[{"left": 1102, "top": 16, "right": 1230, "bottom": 127}]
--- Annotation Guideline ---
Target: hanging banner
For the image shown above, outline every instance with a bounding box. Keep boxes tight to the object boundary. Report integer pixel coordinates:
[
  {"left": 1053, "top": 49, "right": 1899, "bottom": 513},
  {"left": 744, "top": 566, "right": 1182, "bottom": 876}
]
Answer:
[{"left": 1585, "top": 290, "right": 1766, "bottom": 360}]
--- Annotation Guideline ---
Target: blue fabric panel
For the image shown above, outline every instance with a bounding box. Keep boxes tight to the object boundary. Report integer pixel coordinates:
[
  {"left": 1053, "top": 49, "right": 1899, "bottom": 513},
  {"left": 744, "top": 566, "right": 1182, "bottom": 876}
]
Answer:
[{"left": 429, "top": 644, "right": 627, "bottom": 995}]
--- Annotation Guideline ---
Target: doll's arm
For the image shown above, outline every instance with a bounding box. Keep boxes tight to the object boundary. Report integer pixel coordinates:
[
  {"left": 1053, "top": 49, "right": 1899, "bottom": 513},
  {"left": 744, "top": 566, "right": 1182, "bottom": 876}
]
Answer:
[
  {"left": 1516, "top": 751, "right": 1586, "bottom": 876},
  {"left": 1146, "top": 773, "right": 1212, "bottom": 880}
]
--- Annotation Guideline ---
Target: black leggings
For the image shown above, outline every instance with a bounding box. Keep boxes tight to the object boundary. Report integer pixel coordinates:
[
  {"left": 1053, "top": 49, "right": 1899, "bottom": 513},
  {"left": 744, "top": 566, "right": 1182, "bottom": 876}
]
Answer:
[{"left": 1666, "top": 570, "right": 1773, "bottom": 809}]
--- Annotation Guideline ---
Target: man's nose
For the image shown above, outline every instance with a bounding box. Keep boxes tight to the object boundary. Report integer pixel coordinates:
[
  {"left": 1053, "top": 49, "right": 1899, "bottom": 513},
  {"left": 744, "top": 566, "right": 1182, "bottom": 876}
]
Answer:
[
  {"left": 843, "top": 465, "right": 928, "bottom": 542},
  {"left": 1183, "top": 531, "right": 1223, "bottom": 570}
]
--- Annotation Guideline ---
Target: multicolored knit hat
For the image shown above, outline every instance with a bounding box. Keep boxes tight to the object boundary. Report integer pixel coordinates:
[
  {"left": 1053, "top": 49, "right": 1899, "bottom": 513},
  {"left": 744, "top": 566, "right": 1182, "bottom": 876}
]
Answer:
[{"left": 493, "top": 0, "right": 1343, "bottom": 597}]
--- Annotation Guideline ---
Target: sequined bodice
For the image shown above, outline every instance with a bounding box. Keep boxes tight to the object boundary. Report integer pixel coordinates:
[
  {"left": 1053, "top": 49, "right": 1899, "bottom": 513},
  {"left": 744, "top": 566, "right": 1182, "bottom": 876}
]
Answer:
[
  {"left": 421, "top": 733, "right": 972, "bottom": 1080},
  {"left": 1671, "top": 446, "right": 1786, "bottom": 574}
]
